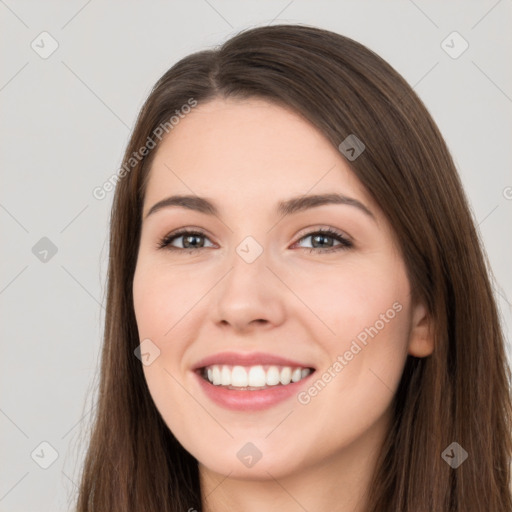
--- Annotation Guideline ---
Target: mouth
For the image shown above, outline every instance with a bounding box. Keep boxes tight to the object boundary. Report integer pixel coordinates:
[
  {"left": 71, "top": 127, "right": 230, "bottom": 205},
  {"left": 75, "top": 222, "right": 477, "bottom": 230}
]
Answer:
[
  {"left": 192, "top": 351, "right": 316, "bottom": 410},
  {"left": 197, "top": 364, "right": 315, "bottom": 390}
]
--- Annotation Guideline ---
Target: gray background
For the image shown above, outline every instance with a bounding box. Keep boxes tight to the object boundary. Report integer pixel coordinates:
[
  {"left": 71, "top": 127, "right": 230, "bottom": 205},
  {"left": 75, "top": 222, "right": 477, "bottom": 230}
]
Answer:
[{"left": 1, "top": 1, "right": 511, "bottom": 510}]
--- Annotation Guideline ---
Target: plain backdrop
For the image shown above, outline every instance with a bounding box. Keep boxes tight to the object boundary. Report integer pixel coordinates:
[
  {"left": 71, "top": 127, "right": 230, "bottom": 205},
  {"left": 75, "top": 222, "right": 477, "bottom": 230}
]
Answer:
[{"left": 1, "top": 1, "right": 511, "bottom": 511}]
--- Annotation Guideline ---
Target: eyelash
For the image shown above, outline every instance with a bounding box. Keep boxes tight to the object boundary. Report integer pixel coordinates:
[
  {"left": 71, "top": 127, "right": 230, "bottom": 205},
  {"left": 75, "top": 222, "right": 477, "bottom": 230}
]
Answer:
[{"left": 156, "top": 227, "right": 353, "bottom": 254}]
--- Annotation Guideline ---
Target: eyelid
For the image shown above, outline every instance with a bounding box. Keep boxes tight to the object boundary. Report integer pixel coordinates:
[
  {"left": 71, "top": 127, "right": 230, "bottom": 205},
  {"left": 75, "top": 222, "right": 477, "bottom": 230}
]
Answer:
[{"left": 293, "top": 224, "right": 353, "bottom": 244}]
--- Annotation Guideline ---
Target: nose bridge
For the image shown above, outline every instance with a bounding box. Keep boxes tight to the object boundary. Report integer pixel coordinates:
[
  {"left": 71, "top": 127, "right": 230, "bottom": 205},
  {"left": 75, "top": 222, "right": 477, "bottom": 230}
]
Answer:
[
  {"left": 224, "top": 233, "right": 269, "bottom": 292},
  {"left": 213, "top": 232, "right": 285, "bottom": 330},
  {"left": 234, "top": 234, "right": 266, "bottom": 267}
]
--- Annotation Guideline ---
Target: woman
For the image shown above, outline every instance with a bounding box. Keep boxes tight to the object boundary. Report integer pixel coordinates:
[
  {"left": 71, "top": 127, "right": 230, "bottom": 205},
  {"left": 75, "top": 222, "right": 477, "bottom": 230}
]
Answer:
[{"left": 76, "top": 24, "right": 512, "bottom": 511}]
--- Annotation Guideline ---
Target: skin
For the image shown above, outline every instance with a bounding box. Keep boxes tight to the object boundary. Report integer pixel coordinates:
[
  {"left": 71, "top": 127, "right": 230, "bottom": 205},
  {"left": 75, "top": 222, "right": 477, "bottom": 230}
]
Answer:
[{"left": 132, "top": 97, "right": 434, "bottom": 512}]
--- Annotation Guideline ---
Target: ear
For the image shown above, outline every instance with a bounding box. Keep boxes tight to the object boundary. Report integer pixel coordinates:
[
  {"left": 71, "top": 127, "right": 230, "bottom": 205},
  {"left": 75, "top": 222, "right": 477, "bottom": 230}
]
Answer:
[{"left": 407, "top": 302, "right": 434, "bottom": 357}]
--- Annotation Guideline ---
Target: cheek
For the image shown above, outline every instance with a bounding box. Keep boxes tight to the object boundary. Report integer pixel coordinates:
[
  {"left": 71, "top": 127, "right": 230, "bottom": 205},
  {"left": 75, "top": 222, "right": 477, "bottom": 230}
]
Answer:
[
  {"left": 133, "top": 260, "right": 201, "bottom": 344},
  {"left": 132, "top": 262, "right": 192, "bottom": 416},
  {"left": 133, "top": 262, "right": 206, "bottom": 438},
  {"left": 293, "top": 258, "right": 411, "bottom": 395},
  {"left": 291, "top": 258, "right": 409, "bottom": 342},
  {"left": 292, "top": 261, "right": 411, "bottom": 434}
]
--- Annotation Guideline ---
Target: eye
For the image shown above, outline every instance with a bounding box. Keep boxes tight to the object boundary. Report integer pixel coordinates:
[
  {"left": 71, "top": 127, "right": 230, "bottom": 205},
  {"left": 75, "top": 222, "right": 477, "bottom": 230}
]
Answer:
[
  {"left": 156, "top": 227, "right": 353, "bottom": 254},
  {"left": 293, "top": 227, "right": 353, "bottom": 253},
  {"left": 156, "top": 229, "right": 214, "bottom": 253}
]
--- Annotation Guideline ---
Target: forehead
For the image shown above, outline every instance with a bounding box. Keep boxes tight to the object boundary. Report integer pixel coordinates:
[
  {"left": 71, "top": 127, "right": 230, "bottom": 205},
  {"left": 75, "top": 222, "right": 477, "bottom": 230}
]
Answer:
[{"left": 143, "top": 97, "right": 374, "bottom": 214}]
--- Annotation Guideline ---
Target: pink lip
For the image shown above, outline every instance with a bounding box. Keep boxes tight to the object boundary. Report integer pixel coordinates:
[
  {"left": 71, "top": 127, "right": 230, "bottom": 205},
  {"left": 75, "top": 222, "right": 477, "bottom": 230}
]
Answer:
[
  {"left": 192, "top": 351, "right": 314, "bottom": 370},
  {"left": 193, "top": 371, "right": 315, "bottom": 411},
  {"left": 191, "top": 351, "right": 315, "bottom": 412}
]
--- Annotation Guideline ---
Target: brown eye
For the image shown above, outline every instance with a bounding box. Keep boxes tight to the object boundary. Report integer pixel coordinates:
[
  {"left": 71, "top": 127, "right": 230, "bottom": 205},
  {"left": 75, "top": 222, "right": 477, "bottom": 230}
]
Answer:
[
  {"left": 294, "top": 228, "right": 353, "bottom": 253},
  {"left": 157, "top": 229, "right": 214, "bottom": 252}
]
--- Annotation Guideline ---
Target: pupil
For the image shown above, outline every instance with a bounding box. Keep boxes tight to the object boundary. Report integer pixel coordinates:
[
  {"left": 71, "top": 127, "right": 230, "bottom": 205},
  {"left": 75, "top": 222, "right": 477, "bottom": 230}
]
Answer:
[
  {"left": 184, "top": 235, "right": 202, "bottom": 248},
  {"left": 313, "top": 234, "right": 332, "bottom": 248}
]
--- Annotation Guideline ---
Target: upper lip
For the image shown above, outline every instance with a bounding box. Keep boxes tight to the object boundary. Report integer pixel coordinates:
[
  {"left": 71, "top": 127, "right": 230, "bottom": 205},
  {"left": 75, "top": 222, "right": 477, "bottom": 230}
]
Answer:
[{"left": 192, "top": 351, "right": 315, "bottom": 370}]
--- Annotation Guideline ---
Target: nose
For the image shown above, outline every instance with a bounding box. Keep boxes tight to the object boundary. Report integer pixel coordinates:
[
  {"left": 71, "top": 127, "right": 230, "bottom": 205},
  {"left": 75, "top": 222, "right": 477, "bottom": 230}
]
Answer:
[{"left": 213, "top": 243, "right": 286, "bottom": 333}]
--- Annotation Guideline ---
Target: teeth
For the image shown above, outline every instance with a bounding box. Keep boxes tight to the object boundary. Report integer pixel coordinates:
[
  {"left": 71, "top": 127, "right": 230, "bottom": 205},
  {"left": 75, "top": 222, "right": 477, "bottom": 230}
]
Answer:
[
  {"left": 202, "top": 364, "right": 313, "bottom": 389},
  {"left": 266, "top": 366, "right": 280, "bottom": 386},
  {"left": 231, "top": 366, "right": 248, "bottom": 387},
  {"left": 280, "top": 367, "right": 292, "bottom": 385},
  {"left": 248, "top": 365, "right": 266, "bottom": 387},
  {"left": 221, "top": 366, "right": 231, "bottom": 386},
  {"left": 291, "top": 368, "right": 302, "bottom": 382}
]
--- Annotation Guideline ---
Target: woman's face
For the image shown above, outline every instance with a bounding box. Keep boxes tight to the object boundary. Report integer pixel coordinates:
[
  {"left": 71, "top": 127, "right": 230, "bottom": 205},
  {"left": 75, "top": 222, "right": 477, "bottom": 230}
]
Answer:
[{"left": 133, "top": 97, "right": 432, "bottom": 481}]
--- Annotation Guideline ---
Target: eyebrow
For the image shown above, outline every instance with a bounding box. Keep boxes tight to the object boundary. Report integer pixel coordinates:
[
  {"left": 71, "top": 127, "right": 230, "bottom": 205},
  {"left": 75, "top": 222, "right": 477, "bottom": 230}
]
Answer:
[{"left": 144, "top": 193, "right": 375, "bottom": 222}]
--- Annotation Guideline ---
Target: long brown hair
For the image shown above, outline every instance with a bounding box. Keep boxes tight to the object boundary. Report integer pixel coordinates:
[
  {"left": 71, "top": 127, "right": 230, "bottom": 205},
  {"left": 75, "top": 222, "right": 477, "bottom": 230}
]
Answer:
[{"left": 75, "top": 24, "right": 512, "bottom": 511}]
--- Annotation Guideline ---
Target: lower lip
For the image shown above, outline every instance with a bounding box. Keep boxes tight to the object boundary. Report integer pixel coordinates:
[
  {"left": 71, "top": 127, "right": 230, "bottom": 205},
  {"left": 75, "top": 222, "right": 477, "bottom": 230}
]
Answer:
[{"left": 193, "top": 371, "right": 314, "bottom": 411}]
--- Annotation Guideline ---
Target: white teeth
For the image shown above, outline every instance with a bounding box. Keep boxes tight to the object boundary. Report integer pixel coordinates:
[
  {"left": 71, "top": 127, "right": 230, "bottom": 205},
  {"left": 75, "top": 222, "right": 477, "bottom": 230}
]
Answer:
[
  {"left": 231, "top": 366, "right": 248, "bottom": 387},
  {"left": 221, "top": 366, "right": 231, "bottom": 386},
  {"left": 291, "top": 368, "right": 302, "bottom": 382},
  {"left": 280, "top": 367, "right": 292, "bottom": 385},
  {"left": 202, "top": 364, "right": 313, "bottom": 388},
  {"left": 248, "top": 365, "right": 266, "bottom": 387},
  {"left": 266, "top": 366, "right": 281, "bottom": 386}
]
